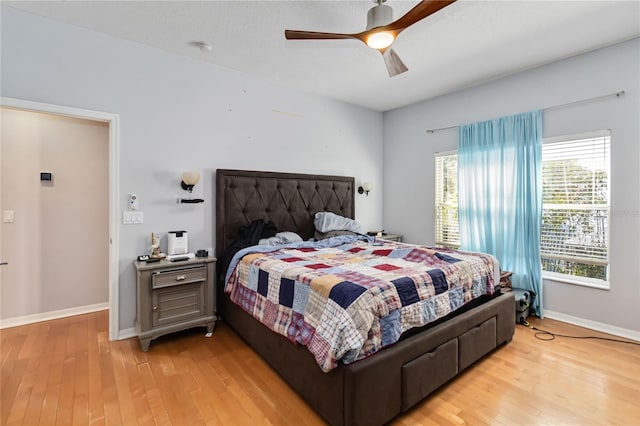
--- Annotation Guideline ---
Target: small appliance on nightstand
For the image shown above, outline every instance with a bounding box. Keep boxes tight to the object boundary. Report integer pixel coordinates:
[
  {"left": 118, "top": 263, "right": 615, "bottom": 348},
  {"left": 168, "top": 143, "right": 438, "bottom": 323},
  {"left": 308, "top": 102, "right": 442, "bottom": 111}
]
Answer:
[{"left": 168, "top": 230, "right": 188, "bottom": 255}]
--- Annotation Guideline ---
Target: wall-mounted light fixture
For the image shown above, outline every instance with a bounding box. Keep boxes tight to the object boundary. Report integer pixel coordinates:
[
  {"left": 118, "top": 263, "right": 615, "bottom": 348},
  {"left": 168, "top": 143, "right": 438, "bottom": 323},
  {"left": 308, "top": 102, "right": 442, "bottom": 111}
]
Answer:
[
  {"left": 177, "top": 171, "right": 204, "bottom": 204},
  {"left": 357, "top": 182, "right": 373, "bottom": 196}
]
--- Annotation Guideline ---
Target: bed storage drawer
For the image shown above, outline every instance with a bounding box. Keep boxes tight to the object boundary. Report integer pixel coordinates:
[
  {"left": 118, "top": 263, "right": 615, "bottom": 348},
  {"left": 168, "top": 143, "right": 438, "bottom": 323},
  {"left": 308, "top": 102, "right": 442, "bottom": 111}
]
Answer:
[
  {"left": 458, "top": 316, "right": 497, "bottom": 371},
  {"left": 401, "top": 338, "right": 458, "bottom": 411}
]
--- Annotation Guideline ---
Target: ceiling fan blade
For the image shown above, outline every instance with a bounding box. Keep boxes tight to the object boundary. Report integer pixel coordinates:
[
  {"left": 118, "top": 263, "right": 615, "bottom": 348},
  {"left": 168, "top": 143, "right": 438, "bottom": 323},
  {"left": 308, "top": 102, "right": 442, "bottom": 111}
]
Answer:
[
  {"left": 386, "top": 0, "right": 457, "bottom": 32},
  {"left": 285, "top": 29, "right": 357, "bottom": 41},
  {"left": 382, "top": 48, "right": 408, "bottom": 77}
]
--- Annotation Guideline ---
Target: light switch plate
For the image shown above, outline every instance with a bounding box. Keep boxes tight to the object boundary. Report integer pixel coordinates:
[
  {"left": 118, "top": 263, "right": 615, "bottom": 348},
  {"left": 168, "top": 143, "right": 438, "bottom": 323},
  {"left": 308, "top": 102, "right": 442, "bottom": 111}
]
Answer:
[
  {"left": 123, "top": 211, "right": 144, "bottom": 224},
  {"left": 3, "top": 210, "right": 14, "bottom": 223}
]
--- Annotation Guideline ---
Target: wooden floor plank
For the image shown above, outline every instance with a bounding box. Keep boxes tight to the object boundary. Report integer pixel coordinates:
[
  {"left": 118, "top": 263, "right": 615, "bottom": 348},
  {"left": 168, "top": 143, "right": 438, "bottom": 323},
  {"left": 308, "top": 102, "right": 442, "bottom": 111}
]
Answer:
[
  {"left": 87, "top": 311, "right": 107, "bottom": 425},
  {"left": 2, "top": 312, "right": 639, "bottom": 425}
]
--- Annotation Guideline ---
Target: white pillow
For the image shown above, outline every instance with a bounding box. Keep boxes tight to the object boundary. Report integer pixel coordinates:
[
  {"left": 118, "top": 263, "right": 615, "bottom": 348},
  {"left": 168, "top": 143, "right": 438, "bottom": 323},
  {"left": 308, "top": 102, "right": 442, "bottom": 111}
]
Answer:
[{"left": 314, "top": 212, "right": 363, "bottom": 234}]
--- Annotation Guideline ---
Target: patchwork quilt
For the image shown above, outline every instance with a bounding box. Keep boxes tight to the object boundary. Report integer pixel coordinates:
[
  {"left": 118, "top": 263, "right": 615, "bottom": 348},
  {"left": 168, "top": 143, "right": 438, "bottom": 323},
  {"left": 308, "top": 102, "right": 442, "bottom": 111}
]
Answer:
[{"left": 225, "top": 235, "right": 497, "bottom": 372}]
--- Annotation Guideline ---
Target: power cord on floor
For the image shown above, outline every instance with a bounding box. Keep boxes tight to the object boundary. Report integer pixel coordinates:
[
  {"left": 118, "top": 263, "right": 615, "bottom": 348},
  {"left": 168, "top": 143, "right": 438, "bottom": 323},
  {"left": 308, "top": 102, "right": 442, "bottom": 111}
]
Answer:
[{"left": 519, "top": 322, "right": 640, "bottom": 346}]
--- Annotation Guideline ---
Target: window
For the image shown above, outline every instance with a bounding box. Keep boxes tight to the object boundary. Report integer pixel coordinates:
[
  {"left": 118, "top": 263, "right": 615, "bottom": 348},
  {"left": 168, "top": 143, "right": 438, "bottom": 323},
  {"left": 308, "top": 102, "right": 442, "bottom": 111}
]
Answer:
[
  {"left": 433, "top": 130, "right": 610, "bottom": 287},
  {"left": 434, "top": 152, "right": 460, "bottom": 248},
  {"left": 541, "top": 132, "right": 610, "bottom": 286}
]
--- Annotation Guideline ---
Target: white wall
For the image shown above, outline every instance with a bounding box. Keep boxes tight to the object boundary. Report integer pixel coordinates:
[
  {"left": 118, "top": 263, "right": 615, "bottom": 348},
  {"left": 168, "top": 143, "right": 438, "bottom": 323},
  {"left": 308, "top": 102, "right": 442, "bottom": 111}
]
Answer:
[
  {"left": 1, "top": 7, "right": 384, "bottom": 333},
  {"left": 1, "top": 109, "right": 109, "bottom": 319},
  {"left": 383, "top": 38, "right": 640, "bottom": 333}
]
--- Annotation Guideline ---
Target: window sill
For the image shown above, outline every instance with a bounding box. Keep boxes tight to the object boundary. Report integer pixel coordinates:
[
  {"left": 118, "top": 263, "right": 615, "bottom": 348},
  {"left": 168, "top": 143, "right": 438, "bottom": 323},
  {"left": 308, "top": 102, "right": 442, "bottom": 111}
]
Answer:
[{"left": 542, "top": 271, "right": 610, "bottom": 290}]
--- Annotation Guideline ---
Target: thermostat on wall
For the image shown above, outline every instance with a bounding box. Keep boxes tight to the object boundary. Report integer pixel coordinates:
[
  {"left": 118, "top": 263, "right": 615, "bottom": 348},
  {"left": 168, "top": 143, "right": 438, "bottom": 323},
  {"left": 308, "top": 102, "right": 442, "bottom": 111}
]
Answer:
[{"left": 40, "top": 172, "right": 52, "bottom": 181}]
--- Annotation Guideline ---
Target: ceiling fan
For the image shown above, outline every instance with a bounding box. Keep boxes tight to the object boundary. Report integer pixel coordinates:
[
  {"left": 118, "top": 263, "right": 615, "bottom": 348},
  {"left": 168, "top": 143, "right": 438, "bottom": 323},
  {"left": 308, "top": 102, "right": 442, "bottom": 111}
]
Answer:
[{"left": 285, "top": 0, "right": 457, "bottom": 77}]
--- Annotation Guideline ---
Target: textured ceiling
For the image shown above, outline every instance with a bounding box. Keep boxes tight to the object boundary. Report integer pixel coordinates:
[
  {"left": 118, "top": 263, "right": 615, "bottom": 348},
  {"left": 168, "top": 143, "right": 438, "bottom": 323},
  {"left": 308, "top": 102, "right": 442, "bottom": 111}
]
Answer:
[{"left": 6, "top": 1, "right": 640, "bottom": 111}]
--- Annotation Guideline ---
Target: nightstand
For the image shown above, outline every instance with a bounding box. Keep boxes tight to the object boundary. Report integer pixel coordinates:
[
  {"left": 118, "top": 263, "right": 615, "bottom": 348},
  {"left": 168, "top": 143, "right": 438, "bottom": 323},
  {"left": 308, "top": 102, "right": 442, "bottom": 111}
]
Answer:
[
  {"left": 134, "top": 256, "right": 217, "bottom": 351},
  {"left": 379, "top": 233, "right": 403, "bottom": 242}
]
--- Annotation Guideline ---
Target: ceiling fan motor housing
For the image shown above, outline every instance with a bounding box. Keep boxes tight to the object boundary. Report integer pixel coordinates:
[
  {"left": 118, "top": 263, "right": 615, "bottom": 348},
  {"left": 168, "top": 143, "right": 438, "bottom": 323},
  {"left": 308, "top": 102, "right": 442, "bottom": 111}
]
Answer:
[{"left": 367, "top": 4, "right": 393, "bottom": 30}]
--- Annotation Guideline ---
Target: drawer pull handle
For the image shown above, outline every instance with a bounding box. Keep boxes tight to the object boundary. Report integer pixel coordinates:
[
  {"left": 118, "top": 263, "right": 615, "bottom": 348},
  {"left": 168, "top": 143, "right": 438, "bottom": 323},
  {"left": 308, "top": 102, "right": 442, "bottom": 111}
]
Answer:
[{"left": 176, "top": 275, "right": 186, "bottom": 281}]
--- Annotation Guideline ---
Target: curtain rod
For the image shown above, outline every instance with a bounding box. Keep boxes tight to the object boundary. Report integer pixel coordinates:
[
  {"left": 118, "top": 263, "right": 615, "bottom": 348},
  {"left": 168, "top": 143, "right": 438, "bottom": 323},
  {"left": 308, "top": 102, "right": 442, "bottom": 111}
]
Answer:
[{"left": 425, "top": 90, "right": 626, "bottom": 134}]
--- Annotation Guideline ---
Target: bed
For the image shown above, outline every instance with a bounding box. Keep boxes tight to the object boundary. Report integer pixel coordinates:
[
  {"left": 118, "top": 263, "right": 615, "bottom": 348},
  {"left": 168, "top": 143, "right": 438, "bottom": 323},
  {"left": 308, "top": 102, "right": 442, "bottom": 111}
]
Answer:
[{"left": 216, "top": 169, "right": 515, "bottom": 426}]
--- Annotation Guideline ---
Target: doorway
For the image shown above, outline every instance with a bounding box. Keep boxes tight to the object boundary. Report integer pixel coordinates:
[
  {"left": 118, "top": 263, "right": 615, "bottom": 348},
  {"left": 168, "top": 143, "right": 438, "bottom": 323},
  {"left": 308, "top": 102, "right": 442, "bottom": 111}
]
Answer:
[{"left": 0, "top": 98, "right": 119, "bottom": 340}]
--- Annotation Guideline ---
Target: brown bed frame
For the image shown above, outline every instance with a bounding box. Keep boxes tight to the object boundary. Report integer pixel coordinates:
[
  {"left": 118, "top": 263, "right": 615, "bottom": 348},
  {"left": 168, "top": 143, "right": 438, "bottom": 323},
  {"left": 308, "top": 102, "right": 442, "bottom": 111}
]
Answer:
[{"left": 216, "top": 169, "right": 515, "bottom": 426}]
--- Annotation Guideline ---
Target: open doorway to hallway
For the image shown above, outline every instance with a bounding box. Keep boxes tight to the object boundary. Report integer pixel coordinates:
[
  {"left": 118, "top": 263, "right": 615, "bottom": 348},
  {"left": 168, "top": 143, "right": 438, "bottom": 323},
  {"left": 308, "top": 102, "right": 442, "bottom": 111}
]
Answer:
[{"left": 1, "top": 99, "right": 119, "bottom": 339}]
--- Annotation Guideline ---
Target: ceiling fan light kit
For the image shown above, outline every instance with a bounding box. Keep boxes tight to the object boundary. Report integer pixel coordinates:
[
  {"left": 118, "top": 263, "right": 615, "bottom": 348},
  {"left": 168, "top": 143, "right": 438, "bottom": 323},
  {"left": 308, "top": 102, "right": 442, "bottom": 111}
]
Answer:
[
  {"left": 284, "top": 0, "right": 457, "bottom": 77},
  {"left": 366, "top": 31, "right": 395, "bottom": 49}
]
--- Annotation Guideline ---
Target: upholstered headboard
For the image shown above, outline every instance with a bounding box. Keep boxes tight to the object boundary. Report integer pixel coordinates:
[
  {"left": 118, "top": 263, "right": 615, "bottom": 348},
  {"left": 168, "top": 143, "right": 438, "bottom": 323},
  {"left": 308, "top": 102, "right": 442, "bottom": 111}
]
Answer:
[{"left": 215, "top": 169, "right": 355, "bottom": 256}]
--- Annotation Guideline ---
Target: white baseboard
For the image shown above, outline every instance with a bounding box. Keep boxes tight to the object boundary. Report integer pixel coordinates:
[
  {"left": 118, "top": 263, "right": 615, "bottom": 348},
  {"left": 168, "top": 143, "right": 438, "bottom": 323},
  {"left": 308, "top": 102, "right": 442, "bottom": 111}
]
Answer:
[
  {"left": 118, "top": 327, "right": 137, "bottom": 340},
  {"left": 0, "top": 302, "right": 109, "bottom": 329},
  {"left": 544, "top": 309, "right": 640, "bottom": 342}
]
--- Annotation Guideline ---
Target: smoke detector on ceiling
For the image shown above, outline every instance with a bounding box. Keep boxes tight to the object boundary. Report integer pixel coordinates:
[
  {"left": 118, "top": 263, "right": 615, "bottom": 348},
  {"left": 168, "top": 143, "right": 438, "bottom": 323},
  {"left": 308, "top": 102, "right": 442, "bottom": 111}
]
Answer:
[{"left": 192, "top": 41, "right": 212, "bottom": 53}]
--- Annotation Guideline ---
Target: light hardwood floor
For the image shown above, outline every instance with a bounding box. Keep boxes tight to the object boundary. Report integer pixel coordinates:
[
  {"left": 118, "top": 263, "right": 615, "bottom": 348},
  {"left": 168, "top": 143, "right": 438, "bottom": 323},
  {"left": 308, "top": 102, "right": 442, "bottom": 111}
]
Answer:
[{"left": 2, "top": 311, "right": 639, "bottom": 425}]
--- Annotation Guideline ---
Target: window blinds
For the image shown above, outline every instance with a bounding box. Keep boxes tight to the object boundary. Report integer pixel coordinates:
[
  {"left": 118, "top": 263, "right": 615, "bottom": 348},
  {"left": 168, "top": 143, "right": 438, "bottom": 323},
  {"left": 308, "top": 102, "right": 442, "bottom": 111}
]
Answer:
[
  {"left": 541, "top": 134, "right": 610, "bottom": 280},
  {"left": 435, "top": 153, "right": 460, "bottom": 248}
]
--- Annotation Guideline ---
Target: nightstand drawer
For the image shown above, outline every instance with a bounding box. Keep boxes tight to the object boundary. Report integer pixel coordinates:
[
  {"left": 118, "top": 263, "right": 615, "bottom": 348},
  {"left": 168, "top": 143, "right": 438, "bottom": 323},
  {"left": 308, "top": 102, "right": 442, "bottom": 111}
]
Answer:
[
  {"left": 152, "top": 282, "right": 205, "bottom": 327},
  {"left": 152, "top": 266, "right": 206, "bottom": 289}
]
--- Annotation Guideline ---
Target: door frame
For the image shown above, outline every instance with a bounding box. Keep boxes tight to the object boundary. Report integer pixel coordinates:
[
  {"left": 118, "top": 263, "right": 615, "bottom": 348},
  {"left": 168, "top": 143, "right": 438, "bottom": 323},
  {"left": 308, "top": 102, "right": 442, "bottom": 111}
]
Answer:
[{"left": 1, "top": 97, "right": 120, "bottom": 340}]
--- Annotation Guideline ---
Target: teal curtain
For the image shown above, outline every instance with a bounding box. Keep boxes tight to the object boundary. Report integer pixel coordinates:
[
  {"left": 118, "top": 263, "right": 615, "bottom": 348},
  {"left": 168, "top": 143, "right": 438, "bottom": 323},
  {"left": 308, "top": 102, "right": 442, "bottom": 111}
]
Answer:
[{"left": 458, "top": 110, "right": 543, "bottom": 316}]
